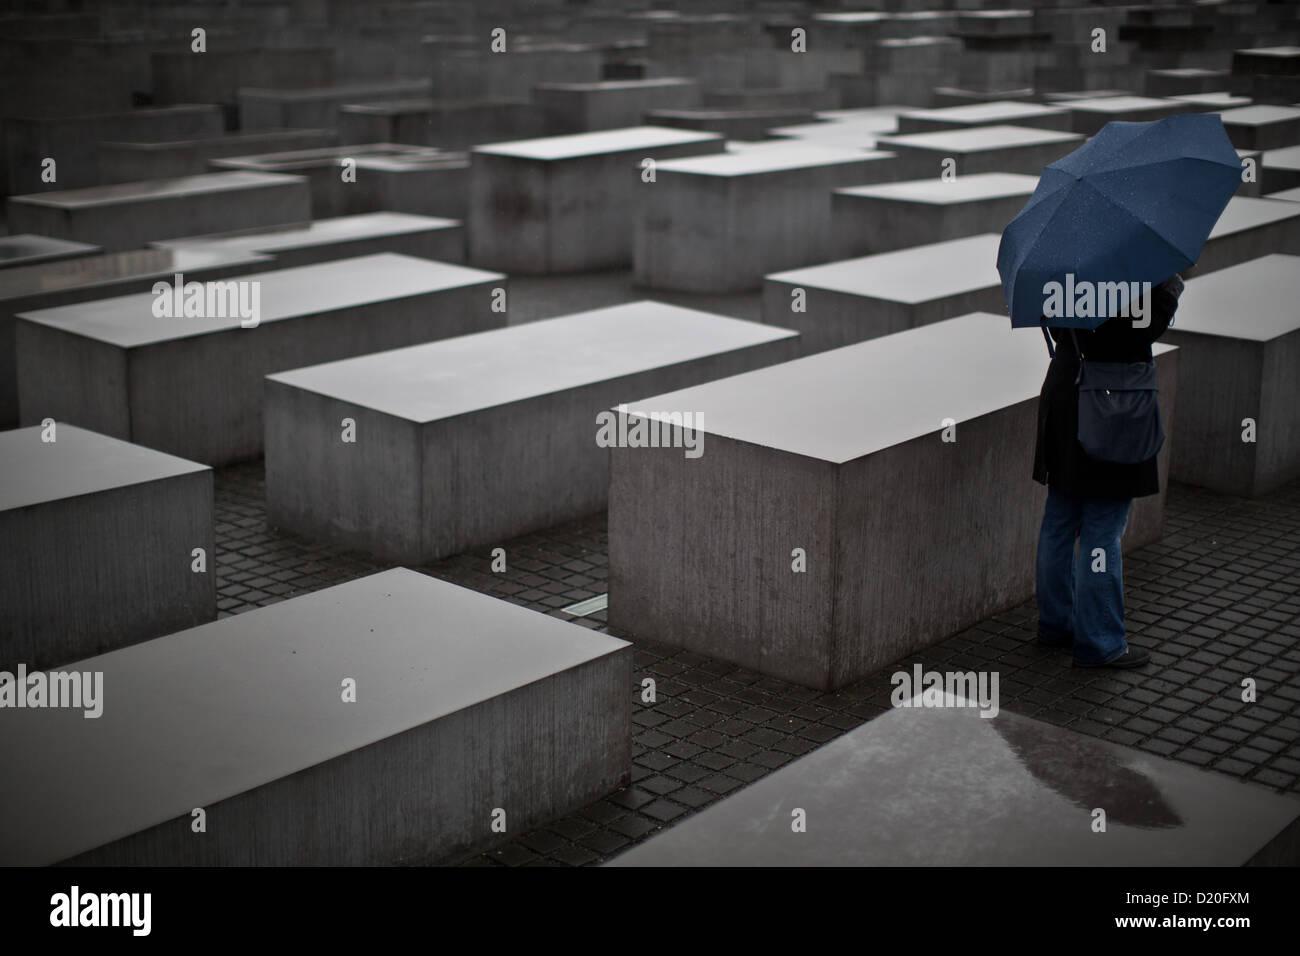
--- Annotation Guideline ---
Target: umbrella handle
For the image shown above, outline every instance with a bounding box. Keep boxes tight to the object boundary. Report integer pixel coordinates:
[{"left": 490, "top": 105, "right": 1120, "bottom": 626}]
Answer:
[{"left": 1040, "top": 325, "right": 1055, "bottom": 359}]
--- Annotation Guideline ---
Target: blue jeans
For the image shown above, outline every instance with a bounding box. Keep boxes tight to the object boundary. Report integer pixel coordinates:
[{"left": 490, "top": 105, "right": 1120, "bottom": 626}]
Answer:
[{"left": 1035, "top": 487, "right": 1133, "bottom": 665}]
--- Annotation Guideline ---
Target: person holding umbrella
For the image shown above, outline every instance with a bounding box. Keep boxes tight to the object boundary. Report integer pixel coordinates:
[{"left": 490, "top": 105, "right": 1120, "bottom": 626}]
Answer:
[{"left": 997, "top": 113, "right": 1242, "bottom": 669}]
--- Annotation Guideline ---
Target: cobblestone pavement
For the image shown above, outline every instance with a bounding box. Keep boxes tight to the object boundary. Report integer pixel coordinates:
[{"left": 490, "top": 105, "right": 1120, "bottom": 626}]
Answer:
[{"left": 214, "top": 463, "right": 1300, "bottom": 866}]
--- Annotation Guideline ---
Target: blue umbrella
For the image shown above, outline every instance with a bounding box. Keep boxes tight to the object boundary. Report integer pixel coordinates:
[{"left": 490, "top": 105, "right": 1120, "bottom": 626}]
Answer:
[{"left": 997, "top": 112, "right": 1242, "bottom": 329}]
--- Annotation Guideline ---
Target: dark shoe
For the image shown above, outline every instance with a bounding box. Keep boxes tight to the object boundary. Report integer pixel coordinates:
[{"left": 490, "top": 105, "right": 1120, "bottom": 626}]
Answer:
[
  {"left": 1073, "top": 646, "right": 1151, "bottom": 669},
  {"left": 1036, "top": 629, "right": 1073, "bottom": 649}
]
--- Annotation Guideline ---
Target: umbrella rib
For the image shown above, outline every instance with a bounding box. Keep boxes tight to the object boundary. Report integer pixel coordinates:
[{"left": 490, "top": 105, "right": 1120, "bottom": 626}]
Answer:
[{"left": 1078, "top": 176, "right": 1199, "bottom": 266}]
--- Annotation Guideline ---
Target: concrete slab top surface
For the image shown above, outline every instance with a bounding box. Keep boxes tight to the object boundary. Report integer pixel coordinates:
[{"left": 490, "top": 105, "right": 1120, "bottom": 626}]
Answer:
[
  {"left": 1268, "top": 185, "right": 1300, "bottom": 201},
  {"left": 0, "top": 424, "right": 209, "bottom": 512},
  {"left": 653, "top": 142, "right": 894, "bottom": 176},
  {"left": 471, "top": 125, "right": 722, "bottom": 160},
  {"left": 875, "top": 124, "right": 1082, "bottom": 152},
  {"left": 898, "top": 101, "right": 1069, "bottom": 124},
  {"left": 1058, "top": 95, "right": 1182, "bottom": 113},
  {"left": 1170, "top": 92, "right": 1252, "bottom": 108},
  {"left": 620, "top": 312, "right": 1177, "bottom": 464},
  {"left": 266, "top": 300, "right": 797, "bottom": 422},
  {"left": 815, "top": 107, "right": 909, "bottom": 124},
  {"left": 7, "top": 171, "right": 306, "bottom": 208},
  {"left": 835, "top": 172, "right": 1038, "bottom": 204},
  {"left": 607, "top": 695, "right": 1300, "bottom": 866},
  {"left": 152, "top": 213, "right": 460, "bottom": 256},
  {"left": 1175, "top": 254, "right": 1300, "bottom": 341},
  {"left": 768, "top": 233, "right": 1003, "bottom": 302},
  {"left": 1044, "top": 89, "right": 1133, "bottom": 102},
  {"left": 533, "top": 78, "right": 695, "bottom": 92},
  {"left": 236, "top": 79, "right": 431, "bottom": 100},
  {"left": 16, "top": 253, "right": 504, "bottom": 348},
  {"left": 0, "top": 247, "right": 274, "bottom": 302},
  {"left": 1219, "top": 104, "right": 1300, "bottom": 125},
  {"left": 1262, "top": 144, "right": 1300, "bottom": 170},
  {"left": 1207, "top": 195, "right": 1300, "bottom": 239},
  {"left": 0, "top": 568, "right": 630, "bottom": 867},
  {"left": 1236, "top": 45, "right": 1300, "bottom": 57},
  {"left": 0, "top": 234, "right": 100, "bottom": 264}
]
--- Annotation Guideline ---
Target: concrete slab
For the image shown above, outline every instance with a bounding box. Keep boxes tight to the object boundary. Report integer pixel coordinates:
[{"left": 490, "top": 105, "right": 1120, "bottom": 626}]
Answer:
[
  {"left": 97, "top": 128, "right": 338, "bottom": 184},
  {"left": 237, "top": 79, "right": 433, "bottom": 130},
  {"left": 468, "top": 126, "right": 725, "bottom": 273},
  {"left": 873, "top": 124, "right": 1082, "bottom": 177},
  {"left": 152, "top": 212, "right": 465, "bottom": 267},
  {"left": 608, "top": 698, "right": 1300, "bottom": 865},
  {"left": 634, "top": 143, "right": 900, "bottom": 293},
  {"left": 211, "top": 143, "right": 468, "bottom": 220},
  {"left": 1146, "top": 67, "right": 1231, "bottom": 97},
  {"left": 895, "top": 100, "right": 1072, "bottom": 134},
  {"left": 5, "top": 172, "right": 312, "bottom": 253},
  {"left": 1261, "top": 144, "right": 1300, "bottom": 193},
  {"left": 1, "top": 105, "right": 225, "bottom": 195},
  {"left": 831, "top": 172, "right": 1036, "bottom": 258},
  {"left": 15, "top": 253, "right": 506, "bottom": 464},
  {"left": 0, "top": 424, "right": 214, "bottom": 670},
  {"left": 607, "top": 312, "right": 1178, "bottom": 689},
  {"left": 1169, "top": 91, "right": 1253, "bottom": 110},
  {"left": 0, "top": 247, "right": 275, "bottom": 428},
  {"left": 532, "top": 78, "right": 700, "bottom": 132},
  {"left": 644, "top": 107, "right": 816, "bottom": 141},
  {"left": 264, "top": 301, "right": 799, "bottom": 562},
  {"left": 1057, "top": 95, "right": 1195, "bottom": 134},
  {"left": 0, "top": 235, "right": 99, "bottom": 270},
  {"left": 1218, "top": 105, "right": 1300, "bottom": 151},
  {"left": 0, "top": 568, "right": 631, "bottom": 866},
  {"left": 763, "top": 234, "right": 1007, "bottom": 355},
  {"left": 338, "top": 98, "right": 551, "bottom": 150},
  {"left": 1164, "top": 255, "right": 1300, "bottom": 497},
  {"left": 1189, "top": 195, "right": 1300, "bottom": 275}
]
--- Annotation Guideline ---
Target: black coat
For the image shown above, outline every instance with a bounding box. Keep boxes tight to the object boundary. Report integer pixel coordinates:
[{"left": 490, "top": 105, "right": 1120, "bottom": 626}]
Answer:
[{"left": 1031, "top": 277, "right": 1183, "bottom": 500}]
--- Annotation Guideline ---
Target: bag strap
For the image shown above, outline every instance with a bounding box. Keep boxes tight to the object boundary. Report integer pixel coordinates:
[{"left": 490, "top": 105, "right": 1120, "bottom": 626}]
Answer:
[{"left": 1069, "top": 327, "right": 1084, "bottom": 384}]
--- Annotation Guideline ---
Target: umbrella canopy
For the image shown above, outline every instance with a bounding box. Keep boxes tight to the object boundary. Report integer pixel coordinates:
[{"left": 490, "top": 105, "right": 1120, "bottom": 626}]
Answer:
[{"left": 997, "top": 112, "right": 1242, "bottom": 329}]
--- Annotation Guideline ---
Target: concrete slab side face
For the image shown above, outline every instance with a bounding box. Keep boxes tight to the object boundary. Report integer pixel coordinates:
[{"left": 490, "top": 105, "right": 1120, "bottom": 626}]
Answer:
[
  {"left": 606, "top": 314, "right": 1177, "bottom": 689},
  {"left": 607, "top": 700, "right": 1300, "bottom": 866}
]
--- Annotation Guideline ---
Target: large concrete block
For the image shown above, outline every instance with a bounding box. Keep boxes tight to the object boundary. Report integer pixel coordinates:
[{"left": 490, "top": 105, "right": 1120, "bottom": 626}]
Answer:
[
  {"left": 1187, "top": 196, "right": 1300, "bottom": 276},
  {"left": 1218, "top": 105, "right": 1300, "bottom": 151},
  {"left": 15, "top": 253, "right": 506, "bottom": 465},
  {"left": 644, "top": 107, "right": 817, "bottom": 141},
  {"left": 151, "top": 48, "right": 335, "bottom": 124},
  {"left": 873, "top": 125, "right": 1083, "bottom": 178},
  {"left": 607, "top": 313, "right": 1178, "bottom": 690},
  {"left": 338, "top": 98, "right": 553, "bottom": 150},
  {"left": 609, "top": 699, "right": 1300, "bottom": 865},
  {"left": 468, "top": 126, "right": 724, "bottom": 274},
  {"left": 1145, "top": 67, "right": 1231, "bottom": 97},
  {"left": 894, "top": 100, "right": 1072, "bottom": 134},
  {"left": 0, "top": 235, "right": 99, "bottom": 270},
  {"left": 5, "top": 172, "right": 312, "bottom": 253},
  {"left": 831, "top": 173, "right": 1037, "bottom": 258},
  {"left": 1058, "top": 95, "right": 1195, "bottom": 135},
  {"left": 0, "top": 424, "right": 214, "bottom": 671},
  {"left": 1165, "top": 255, "right": 1300, "bottom": 497},
  {"left": 533, "top": 79, "right": 701, "bottom": 133},
  {"left": 1260, "top": 145, "right": 1300, "bottom": 194},
  {"left": 265, "top": 301, "right": 799, "bottom": 562},
  {"left": 635, "top": 143, "right": 899, "bottom": 294},
  {"left": 1, "top": 105, "right": 224, "bottom": 195},
  {"left": 152, "top": 212, "right": 465, "bottom": 267},
  {"left": 237, "top": 79, "right": 433, "bottom": 130},
  {"left": 0, "top": 568, "right": 631, "bottom": 866},
  {"left": 433, "top": 44, "right": 604, "bottom": 101},
  {"left": 97, "top": 129, "right": 338, "bottom": 184},
  {"left": 211, "top": 143, "right": 468, "bottom": 220},
  {"left": 0, "top": 247, "right": 275, "bottom": 429},
  {"left": 763, "top": 234, "right": 1007, "bottom": 355}
]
